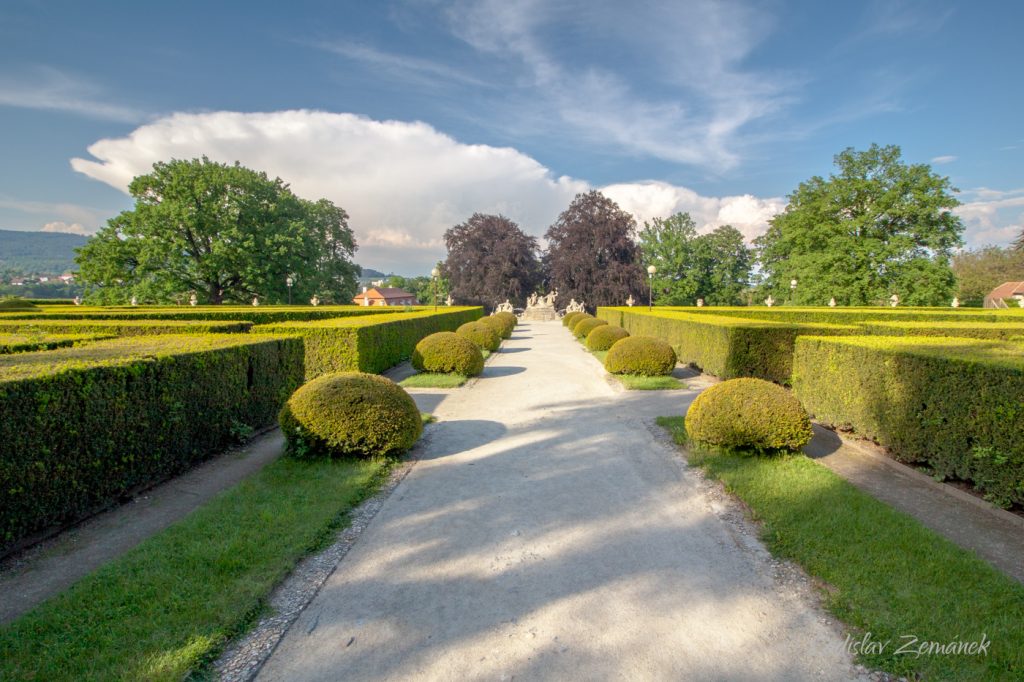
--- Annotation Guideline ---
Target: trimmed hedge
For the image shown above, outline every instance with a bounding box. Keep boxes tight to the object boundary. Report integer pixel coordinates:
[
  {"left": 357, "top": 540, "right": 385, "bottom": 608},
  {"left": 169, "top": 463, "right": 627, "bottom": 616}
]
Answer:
[
  {"left": 586, "top": 324, "right": 629, "bottom": 351},
  {"left": 597, "top": 308, "right": 857, "bottom": 384},
  {"left": 0, "top": 305, "right": 402, "bottom": 325},
  {"left": 480, "top": 314, "right": 513, "bottom": 339},
  {"left": 0, "top": 333, "right": 113, "bottom": 354},
  {"left": 574, "top": 317, "right": 608, "bottom": 339},
  {"left": 0, "top": 334, "right": 304, "bottom": 552},
  {"left": 792, "top": 335, "right": 1024, "bottom": 507},
  {"left": 654, "top": 306, "right": 1008, "bottom": 324},
  {"left": 604, "top": 336, "right": 677, "bottom": 376},
  {"left": 412, "top": 332, "right": 484, "bottom": 376},
  {"left": 280, "top": 372, "right": 422, "bottom": 458},
  {"left": 456, "top": 321, "right": 501, "bottom": 351},
  {"left": 685, "top": 378, "right": 812, "bottom": 453},
  {"left": 253, "top": 307, "right": 483, "bottom": 378},
  {"left": 562, "top": 311, "right": 586, "bottom": 328},
  {"left": 494, "top": 311, "right": 518, "bottom": 331},
  {"left": 0, "top": 298, "right": 40, "bottom": 311},
  {"left": 860, "top": 320, "right": 1024, "bottom": 340},
  {"left": 0, "top": 319, "right": 253, "bottom": 335}
]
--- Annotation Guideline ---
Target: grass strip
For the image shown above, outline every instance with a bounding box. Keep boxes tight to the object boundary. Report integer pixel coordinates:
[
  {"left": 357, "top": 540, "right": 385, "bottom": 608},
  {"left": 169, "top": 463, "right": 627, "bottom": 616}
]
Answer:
[
  {"left": 616, "top": 375, "right": 683, "bottom": 390},
  {"left": 400, "top": 373, "right": 469, "bottom": 388},
  {"left": 655, "top": 416, "right": 1024, "bottom": 680},
  {"left": 0, "top": 455, "right": 389, "bottom": 681}
]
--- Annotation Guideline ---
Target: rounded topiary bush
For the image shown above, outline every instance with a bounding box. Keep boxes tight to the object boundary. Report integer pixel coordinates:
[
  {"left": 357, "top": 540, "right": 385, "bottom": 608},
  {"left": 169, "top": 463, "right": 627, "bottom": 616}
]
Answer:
[
  {"left": 456, "top": 321, "right": 500, "bottom": 352},
  {"left": 494, "top": 311, "right": 517, "bottom": 331},
  {"left": 279, "top": 372, "right": 422, "bottom": 458},
  {"left": 685, "top": 378, "right": 813, "bottom": 453},
  {"left": 586, "top": 324, "right": 629, "bottom": 351},
  {"left": 412, "top": 331, "right": 484, "bottom": 375},
  {"left": 569, "top": 313, "right": 594, "bottom": 334},
  {"left": 574, "top": 317, "right": 608, "bottom": 339},
  {"left": 480, "top": 314, "right": 513, "bottom": 340},
  {"left": 604, "top": 336, "right": 677, "bottom": 376},
  {"left": 562, "top": 311, "right": 585, "bottom": 328}
]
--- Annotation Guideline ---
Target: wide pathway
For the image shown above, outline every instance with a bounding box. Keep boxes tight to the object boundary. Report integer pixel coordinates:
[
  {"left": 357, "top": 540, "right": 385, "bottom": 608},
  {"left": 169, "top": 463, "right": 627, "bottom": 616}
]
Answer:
[{"left": 258, "top": 321, "right": 861, "bottom": 681}]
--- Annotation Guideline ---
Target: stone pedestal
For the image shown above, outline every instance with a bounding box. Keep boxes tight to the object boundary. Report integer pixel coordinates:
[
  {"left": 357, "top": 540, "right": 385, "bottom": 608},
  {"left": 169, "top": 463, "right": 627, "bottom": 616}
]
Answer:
[{"left": 520, "top": 307, "right": 558, "bottom": 321}]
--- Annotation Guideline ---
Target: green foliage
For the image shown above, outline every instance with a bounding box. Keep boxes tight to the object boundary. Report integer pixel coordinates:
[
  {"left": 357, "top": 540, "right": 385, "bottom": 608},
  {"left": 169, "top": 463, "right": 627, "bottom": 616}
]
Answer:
[
  {"left": 562, "top": 311, "right": 585, "bottom": 328},
  {"left": 0, "top": 319, "right": 252, "bottom": 335},
  {"left": 0, "top": 333, "right": 112, "bottom": 354},
  {"left": 756, "top": 144, "right": 963, "bottom": 306},
  {"left": 952, "top": 246, "right": 1024, "bottom": 306},
  {"left": 573, "top": 317, "right": 608, "bottom": 339},
  {"left": 638, "top": 213, "right": 752, "bottom": 305},
  {"left": 0, "top": 228, "right": 87, "bottom": 274},
  {"left": 456, "top": 320, "right": 500, "bottom": 351},
  {"left": 75, "top": 157, "right": 359, "bottom": 305},
  {"left": 604, "top": 335, "right": 677, "bottom": 376},
  {"left": 251, "top": 307, "right": 483, "bottom": 378},
  {"left": 685, "top": 378, "right": 812, "bottom": 452},
  {"left": 480, "top": 313, "right": 513, "bottom": 339},
  {"left": 860, "top": 320, "right": 1024, "bottom": 340},
  {"left": 399, "top": 372, "right": 469, "bottom": 388},
  {"left": 0, "top": 334, "right": 304, "bottom": 552},
  {"left": 280, "top": 372, "right": 422, "bottom": 459},
  {"left": 443, "top": 214, "right": 542, "bottom": 308},
  {"left": 792, "top": 335, "right": 1024, "bottom": 506},
  {"left": 494, "top": 311, "right": 517, "bottom": 330},
  {"left": 411, "top": 331, "right": 484, "bottom": 376},
  {"left": 0, "top": 297, "right": 40, "bottom": 311},
  {"left": 0, "top": 305, "right": 394, "bottom": 325},
  {"left": 585, "top": 324, "right": 629, "bottom": 351}
]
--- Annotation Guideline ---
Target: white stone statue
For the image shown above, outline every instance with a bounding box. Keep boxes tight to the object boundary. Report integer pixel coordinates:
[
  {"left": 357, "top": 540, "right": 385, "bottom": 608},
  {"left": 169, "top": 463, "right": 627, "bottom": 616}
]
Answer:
[
  {"left": 73, "top": 296, "right": 82, "bottom": 306},
  {"left": 951, "top": 297, "right": 960, "bottom": 308},
  {"left": 1018, "top": 297, "right": 1024, "bottom": 309},
  {"left": 527, "top": 293, "right": 538, "bottom": 308},
  {"left": 252, "top": 296, "right": 260, "bottom": 307},
  {"left": 566, "top": 298, "right": 586, "bottom": 313},
  {"left": 189, "top": 293, "right": 198, "bottom": 307},
  {"left": 889, "top": 294, "right": 899, "bottom": 307},
  {"left": 765, "top": 295, "right": 775, "bottom": 307},
  {"left": 310, "top": 295, "right": 320, "bottom": 307},
  {"left": 545, "top": 289, "right": 558, "bottom": 307},
  {"left": 496, "top": 299, "right": 514, "bottom": 313},
  {"left": 130, "top": 296, "right": 138, "bottom": 306},
  {"left": 696, "top": 298, "right": 704, "bottom": 307},
  {"left": 829, "top": 297, "right": 836, "bottom": 308},
  {"left": 445, "top": 294, "right": 453, "bottom": 306},
  {"left": 626, "top": 294, "right": 635, "bottom": 307}
]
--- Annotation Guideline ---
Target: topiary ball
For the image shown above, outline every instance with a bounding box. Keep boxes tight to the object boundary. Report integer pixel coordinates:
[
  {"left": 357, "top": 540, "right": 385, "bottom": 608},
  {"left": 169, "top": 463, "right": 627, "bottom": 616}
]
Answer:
[
  {"left": 480, "top": 315, "right": 513, "bottom": 340},
  {"left": 569, "top": 313, "right": 594, "bottom": 334},
  {"left": 279, "top": 372, "right": 423, "bottom": 458},
  {"left": 494, "top": 311, "right": 517, "bottom": 331},
  {"left": 562, "top": 311, "right": 585, "bottom": 328},
  {"left": 456, "top": 321, "right": 500, "bottom": 352},
  {"left": 412, "top": 331, "right": 484, "bottom": 375},
  {"left": 587, "top": 324, "right": 629, "bottom": 351},
  {"left": 604, "top": 336, "right": 677, "bottom": 376},
  {"left": 685, "top": 378, "right": 813, "bottom": 453},
  {"left": 574, "top": 317, "right": 608, "bottom": 339}
]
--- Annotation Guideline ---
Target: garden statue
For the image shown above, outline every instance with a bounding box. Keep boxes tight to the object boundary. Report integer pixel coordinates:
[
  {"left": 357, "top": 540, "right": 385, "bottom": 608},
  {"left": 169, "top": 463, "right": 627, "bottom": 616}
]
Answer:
[
  {"left": 829, "top": 297, "right": 836, "bottom": 307},
  {"left": 626, "top": 294, "right": 635, "bottom": 307},
  {"left": 252, "top": 296, "right": 260, "bottom": 307},
  {"left": 73, "top": 296, "right": 82, "bottom": 306},
  {"left": 951, "top": 297, "right": 960, "bottom": 308},
  {"left": 566, "top": 298, "right": 585, "bottom": 313},
  {"left": 889, "top": 294, "right": 899, "bottom": 307},
  {"left": 696, "top": 298, "right": 704, "bottom": 307},
  {"left": 1019, "top": 297, "right": 1024, "bottom": 308},
  {"left": 496, "top": 299, "right": 514, "bottom": 313},
  {"left": 310, "top": 295, "right": 320, "bottom": 307},
  {"left": 445, "top": 294, "right": 453, "bottom": 306},
  {"left": 522, "top": 289, "right": 559, "bottom": 321},
  {"left": 764, "top": 295, "right": 775, "bottom": 307},
  {"left": 189, "top": 293, "right": 198, "bottom": 307},
  {"left": 130, "top": 296, "right": 138, "bottom": 306},
  {"left": 527, "top": 293, "right": 538, "bottom": 307}
]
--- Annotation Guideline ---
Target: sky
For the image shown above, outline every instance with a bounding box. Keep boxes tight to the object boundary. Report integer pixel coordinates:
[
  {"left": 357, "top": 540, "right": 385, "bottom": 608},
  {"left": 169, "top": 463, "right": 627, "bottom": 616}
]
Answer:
[{"left": 0, "top": 0, "right": 1021, "bottom": 275}]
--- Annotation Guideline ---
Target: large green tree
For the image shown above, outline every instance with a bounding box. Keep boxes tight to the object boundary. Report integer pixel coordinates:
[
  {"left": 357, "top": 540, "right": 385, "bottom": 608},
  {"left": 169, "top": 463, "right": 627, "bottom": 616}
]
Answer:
[
  {"left": 76, "top": 157, "right": 359, "bottom": 304},
  {"left": 443, "top": 214, "right": 542, "bottom": 309},
  {"left": 953, "top": 246, "right": 1024, "bottom": 306},
  {"left": 544, "top": 191, "right": 643, "bottom": 307},
  {"left": 755, "top": 144, "right": 963, "bottom": 306},
  {"left": 638, "top": 213, "right": 751, "bottom": 305}
]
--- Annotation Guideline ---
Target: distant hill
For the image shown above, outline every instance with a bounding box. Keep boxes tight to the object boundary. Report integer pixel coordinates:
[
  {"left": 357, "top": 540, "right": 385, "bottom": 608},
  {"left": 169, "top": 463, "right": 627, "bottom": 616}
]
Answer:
[
  {"left": 359, "top": 267, "right": 387, "bottom": 278},
  {"left": 0, "top": 229, "right": 89, "bottom": 273}
]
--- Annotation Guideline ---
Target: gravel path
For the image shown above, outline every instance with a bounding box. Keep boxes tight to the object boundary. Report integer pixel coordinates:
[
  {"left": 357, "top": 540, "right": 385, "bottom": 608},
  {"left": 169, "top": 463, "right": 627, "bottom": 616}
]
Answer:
[{"left": 256, "top": 321, "right": 863, "bottom": 681}]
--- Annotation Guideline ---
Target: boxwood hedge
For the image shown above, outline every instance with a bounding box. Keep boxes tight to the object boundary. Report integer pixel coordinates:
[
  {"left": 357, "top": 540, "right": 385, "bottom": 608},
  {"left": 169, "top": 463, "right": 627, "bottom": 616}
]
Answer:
[
  {"left": 252, "top": 307, "right": 483, "bottom": 378},
  {"left": 792, "top": 335, "right": 1024, "bottom": 507},
  {"left": 0, "top": 305, "right": 400, "bottom": 325},
  {"left": 859, "top": 320, "right": 1024, "bottom": 340},
  {"left": 0, "top": 319, "right": 253, "bottom": 335},
  {"left": 0, "top": 334, "right": 304, "bottom": 553},
  {"left": 0, "top": 333, "right": 113, "bottom": 354}
]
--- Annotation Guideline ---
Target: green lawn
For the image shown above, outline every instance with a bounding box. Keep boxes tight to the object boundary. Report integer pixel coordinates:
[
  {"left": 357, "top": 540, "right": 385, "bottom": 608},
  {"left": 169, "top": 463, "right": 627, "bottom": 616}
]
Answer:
[
  {"left": 615, "top": 374, "right": 683, "bottom": 390},
  {"left": 400, "top": 373, "right": 469, "bottom": 388},
  {"left": 0, "top": 456, "right": 390, "bottom": 681},
  {"left": 656, "top": 416, "right": 1024, "bottom": 680}
]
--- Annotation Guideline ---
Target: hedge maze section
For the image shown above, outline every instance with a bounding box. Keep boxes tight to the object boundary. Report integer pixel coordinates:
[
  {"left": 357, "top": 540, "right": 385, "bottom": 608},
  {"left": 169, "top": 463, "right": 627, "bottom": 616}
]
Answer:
[
  {"left": 0, "top": 304, "right": 417, "bottom": 325},
  {"left": 0, "top": 319, "right": 254, "bottom": 336},
  {"left": 0, "top": 333, "right": 115, "bottom": 354}
]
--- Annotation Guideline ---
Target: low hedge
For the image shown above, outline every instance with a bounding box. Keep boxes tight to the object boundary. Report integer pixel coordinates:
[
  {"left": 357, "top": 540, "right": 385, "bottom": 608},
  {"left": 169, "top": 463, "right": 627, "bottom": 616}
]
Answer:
[
  {"left": 0, "top": 319, "right": 253, "bottom": 335},
  {"left": 586, "top": 324, "right": 629, "bottom": 351},
  {"left": 456, "top": 321, "right": 501, "bottom": 351},
  {"left": 860, "top": 320, "right": 1024, "bottom": 340},
  {"left": 604, "top": 336, "right": 677, "bottom": 376},
  {"left": 597, "top": 308, "right": 857, "bottom": 384},
  {"left": 411, "top": 331, "right": 484, "bottom": 376},
  {"left": 656, "top": 306, "right": 1006, "bottom": 325},
  {"left": 574, "top": 317, "right": 608, "bottom": 339},
  {"left": 0, "top": 305, "right": 401, "bottom": 325},
  {"left": 685, "top": 378, "right": 812, "bottom": 453},
  {"left": 562, "top": 311, "right": 586, "bottom": 328},
  {"left": 0, "top": 334, "right": 304, "bottom": 552},
  {"left": 0, "top": 333, "right": 113, "bottom": 354},
  {"left": 494, "top": 311, "right": 517, "bottom": 331},
  {"left": 792, "top": 335, "right": 1024, "bottom": 507},
  {"left": 0, "top": 298, "right": 40, "bottom": 311},
  {"left": 280, "top": 372, "right": 422, "bottom": 458},
  {"left": 252, "top": 307, "right": 483, "bottom": 378}
]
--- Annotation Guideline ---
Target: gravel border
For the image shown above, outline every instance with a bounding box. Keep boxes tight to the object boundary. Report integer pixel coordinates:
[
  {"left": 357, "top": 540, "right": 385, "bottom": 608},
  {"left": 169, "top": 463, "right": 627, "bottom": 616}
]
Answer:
[{"left": 212, "top": 430, "right": 430, "bottom": 681}]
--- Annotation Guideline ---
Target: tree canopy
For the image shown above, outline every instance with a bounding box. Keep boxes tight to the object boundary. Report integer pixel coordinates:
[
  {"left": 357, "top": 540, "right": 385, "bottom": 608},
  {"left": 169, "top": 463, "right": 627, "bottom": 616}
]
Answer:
[
  {"left": 755, "top": 144, "right": 963, "bottom": 306},
  {"left": 638, "top": 213, "right": 752, "bottom": 305},
  {"left": 544, "top": 190, "right": 643, "bottom": 307},
  {"left": 443, "top": 213, "right": 541, "bottom": 309},
  {"left": 76, "top": 157, "right": 360, "bottom": 304},
  {"left": 953, "top": 246, "right": 1024, "bottom": 306}
]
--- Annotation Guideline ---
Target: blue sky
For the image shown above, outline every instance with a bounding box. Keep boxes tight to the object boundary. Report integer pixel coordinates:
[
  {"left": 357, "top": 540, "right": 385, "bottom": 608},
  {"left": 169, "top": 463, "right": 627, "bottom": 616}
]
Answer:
[{"left": 1, "top": 0, "right": 1021, "bottom": 274}]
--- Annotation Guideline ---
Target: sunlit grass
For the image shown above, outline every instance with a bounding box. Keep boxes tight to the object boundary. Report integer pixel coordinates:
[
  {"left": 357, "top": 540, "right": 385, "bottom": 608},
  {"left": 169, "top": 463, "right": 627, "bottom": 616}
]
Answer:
[
  {"left": 615, "top": 374, "right": 683, "bottom": 390},
  {"left": 400, "top": 373, "right": 469, "bottom": 388}
]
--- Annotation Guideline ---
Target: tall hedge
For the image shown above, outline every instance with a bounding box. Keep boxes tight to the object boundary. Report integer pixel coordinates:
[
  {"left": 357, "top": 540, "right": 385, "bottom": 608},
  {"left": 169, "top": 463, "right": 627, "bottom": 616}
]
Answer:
[
  {"left": 253, "top": 307, "right": 483, "bottom": 378},
  {"left": 597, "top": 308, "right": 856, "bottom": 384},
  {"left": 0, "top": 334, "right": 304, "bottom": 552},
  {"left": 792, "top": 335, "right": 1024, "bottom": 507}
]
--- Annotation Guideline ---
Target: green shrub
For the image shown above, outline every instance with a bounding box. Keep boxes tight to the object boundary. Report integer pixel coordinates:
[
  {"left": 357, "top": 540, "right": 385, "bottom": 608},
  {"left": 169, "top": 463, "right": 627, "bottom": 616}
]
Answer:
[
  {"left": 252, "top": 307, "right": 483, "bottom": 378},
  {"left": 860, "top": 320, "right": 1024, "bottom": 340},
  {"left": 412, "top": 331, "right": 484, "bottom": 376},
  {"left": 456, "top": 321, "right": 500, "bottom": 351},
  {"left": 279, "top": 372, "right": 422, "bottom": 459},
  {"left": 685, "top": 378, "right": 812, "bottom": 453},
  {"left": 0, "top": 319, "right": 252, "bottom": 335},
  {"left": 0, "top": 333, "right": 113, "bottom": 354},
  {"left": 652, "top": 306, "right": 1005, "bottom": 324},
  {"left": 793, "top": 335, "right": 1024, "bottom": 507},
  {"left": 586, "top": 324, "right": 629, "bottom": 351},
  {"left": 604, "top": 336, "right": 677, "bottom": 376},
  {"left": 0, "top": 306, "right": 400, "bottom": 325},
  {"left": 480, "top": 314, "right": 513, "bottom": 339},
  {"left": 562, "top": 311, "right": 585, "bottom": 328},
  {"left": 0, "top": 298, "right": 40, "bottom": 311},
  {"left": 574, "top": 317, "right": 608, "bottom": 339},
  {"left": 0, "top": 334, "right": 304, "bottom": 552},
  {"left": 494, "top": 311, "right": 517, "bottom": 331}
]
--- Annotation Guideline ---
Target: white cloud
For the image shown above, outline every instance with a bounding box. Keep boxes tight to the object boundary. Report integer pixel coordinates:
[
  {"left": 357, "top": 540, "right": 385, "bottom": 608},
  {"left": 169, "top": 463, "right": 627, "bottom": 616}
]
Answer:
[
  {"left": 954, "top": 188, "right": 1024, "bottom": 247},
  {"left": 39, "top": 221, "right": 93, "bottom": 236},
  {"left": 0, "top": 197, "right": 109, "bottom": 229},
  {"left": 311, "top": 41, "right": 491, "bottom": 88},
  {"left": 931, "top": 155, "right": 957, "bottom": 164},
  {"left": 0, "top": 66, "right": 143, "bottom": 122},
  {"left": 69, "top": 110, "right": 787, "bottom": 273}
]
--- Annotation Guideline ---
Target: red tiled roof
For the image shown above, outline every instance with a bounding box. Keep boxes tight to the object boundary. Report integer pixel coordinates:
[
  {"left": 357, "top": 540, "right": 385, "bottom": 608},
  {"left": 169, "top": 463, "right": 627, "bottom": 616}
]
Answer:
[
  {"left": 986, "top": 281, "right": 1024, "bottom": 300},
  {"left": 353, "top": 287, "right": 417, "bottom": 301}
]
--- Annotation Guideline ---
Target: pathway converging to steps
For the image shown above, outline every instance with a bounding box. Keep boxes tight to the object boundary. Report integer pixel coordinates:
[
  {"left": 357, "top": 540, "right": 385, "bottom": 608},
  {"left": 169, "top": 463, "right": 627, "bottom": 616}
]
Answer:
[{"left": 257, "top": 321, "right": 862, "bottom": 681}]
